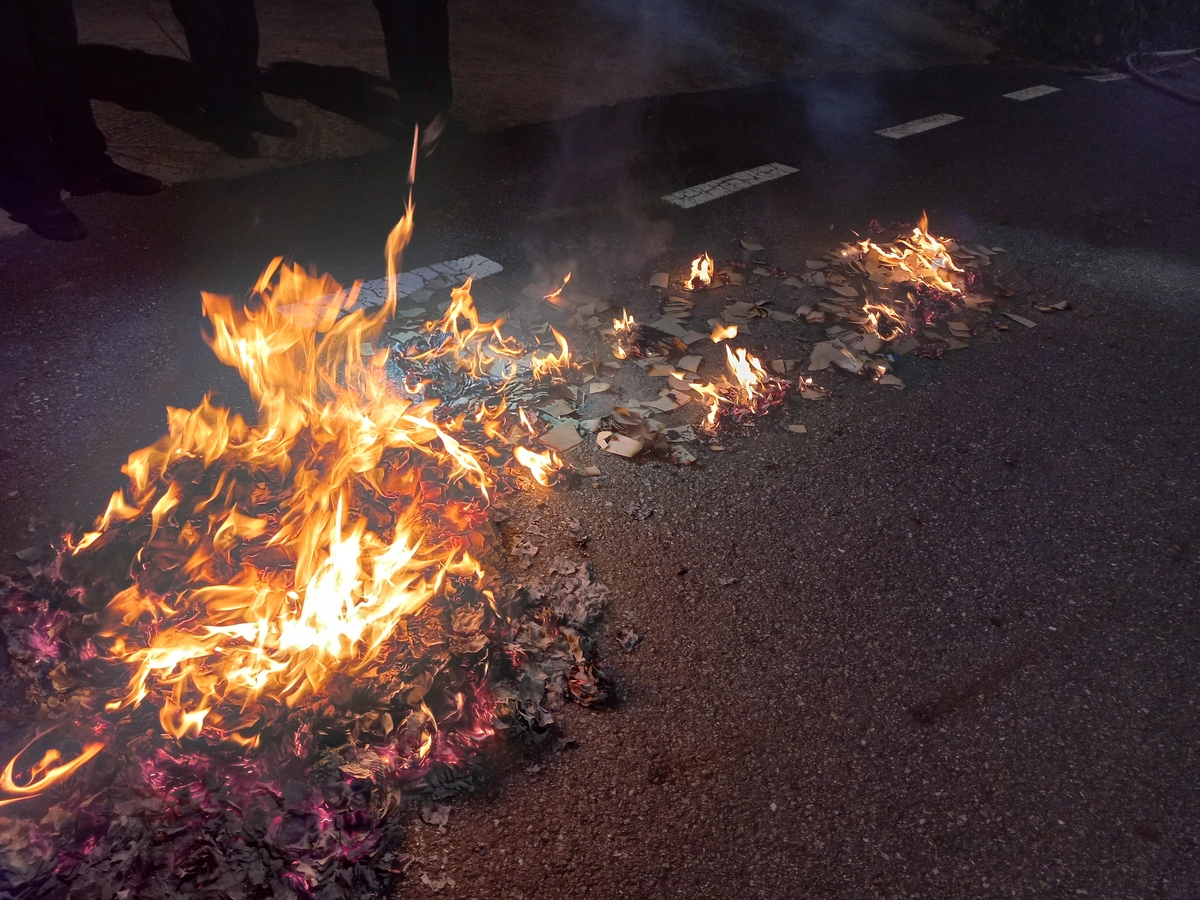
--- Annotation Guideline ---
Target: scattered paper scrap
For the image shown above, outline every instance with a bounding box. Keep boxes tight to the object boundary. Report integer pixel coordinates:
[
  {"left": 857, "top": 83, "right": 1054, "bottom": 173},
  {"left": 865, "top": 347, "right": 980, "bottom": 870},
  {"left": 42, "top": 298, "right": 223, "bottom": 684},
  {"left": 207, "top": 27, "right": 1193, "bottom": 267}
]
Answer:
[
  {"left": 678, "top": 355, "right": 702, "bottom": 373},
  {"left": 786, "top": 424, "right": 807, "bottom": 433},
  {"left": 540, "top": 422, "right": 583, "bottom": 452},
  {"left": 808, "top": 341, "right": 866, "bottom": 374},
  {"left": 540, "top": 399, "right": 575, "bottom": 418},
  {"left": 649, "top": 272, "right": 669, "bottom": 289},
  {"left": 598, "top": 432, "right": 644, "bottom": 458},
  {"left": 1004, "top": 312, "right": 1037, "bottom": 328}
]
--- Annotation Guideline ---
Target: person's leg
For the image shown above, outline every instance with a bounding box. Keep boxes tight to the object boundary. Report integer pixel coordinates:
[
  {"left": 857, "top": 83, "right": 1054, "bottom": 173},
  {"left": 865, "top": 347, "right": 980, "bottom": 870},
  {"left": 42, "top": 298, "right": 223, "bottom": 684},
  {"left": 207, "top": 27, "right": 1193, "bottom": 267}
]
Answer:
[
  {"left": 0, "top": 0, "right": 86, "bottom": 239},
  {"left": 22, "top": 0, "right": 161, "bottom": 195},
  {"left": 419, "top": 0, "right": 452, "bottom": 115},
  {"left": 220, "top": 0, "right": 261, "bottom": 109},
  {"left": 221, "top": 0, "right": 297, "bottom": 138},
  {"left": 170, "top": 0, "right": 245, "bottom": 120},
  {"left": 372, "top": 0, "right": 434, "bottom": 124},
  {"left": 17, "top": 0, "right": 105, "bottom": 171}
]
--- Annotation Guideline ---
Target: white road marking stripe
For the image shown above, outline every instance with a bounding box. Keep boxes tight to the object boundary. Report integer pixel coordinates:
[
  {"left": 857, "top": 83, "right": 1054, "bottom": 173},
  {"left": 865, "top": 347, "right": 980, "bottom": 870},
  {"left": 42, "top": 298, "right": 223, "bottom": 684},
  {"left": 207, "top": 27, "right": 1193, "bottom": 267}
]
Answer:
[
  {"left": 1085, "top": 72, "right": 1130, "bottom": 82},
  {"left": 358, "top": 254, "right": 503, "bottom": 308},
  {"left": 1003, "top": 85, "right": 1061, "bottom": 101},
  {"left": 286, "top": 255, "right": 503, "bottom": 324},
  {"left": 875, "top": 113, "right": 963, "bottom": 139},
  {"left": 662, "top": 163, "right": 798, "bottom": 208}
]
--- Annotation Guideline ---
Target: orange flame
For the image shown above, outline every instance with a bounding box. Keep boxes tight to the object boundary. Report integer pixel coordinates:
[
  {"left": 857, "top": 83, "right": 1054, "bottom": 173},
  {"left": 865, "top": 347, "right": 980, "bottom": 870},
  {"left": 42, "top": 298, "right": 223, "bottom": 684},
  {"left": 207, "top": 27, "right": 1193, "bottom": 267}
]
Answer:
[
  {"left": 513, "top": 446, "right": 560, "bottom": 486},
  {"left": 530, "top": 328, "right": 571, "bottom": 379},
  {"left": 0, "top": 734, "right": 106, "bottom": 808},
  {"left": 862, "top": 302, "right": 909, "bottom": 339},
  {"left": 710, "top": 323, "right": 737, "bottom": 343},
  {"left": 855, "top": 211, "right": 962, "bottom": 295},
  {"left": 687, "top": 253, "right": 713, "bottom": 291},
  {"left": 45, "top": 209, "right": 571, "bottom": 757},
  {"left": 725, "top": 346, "right": 767, "bottom": 401},
  {"left": 610, "top": 310, "right": 635, "bottom": 359},
  {"left": 543, "top": 272, "right": 572, "bottom": 307},
  {"left": 687, "top": 346, "right": 771, "bottom": 427}
]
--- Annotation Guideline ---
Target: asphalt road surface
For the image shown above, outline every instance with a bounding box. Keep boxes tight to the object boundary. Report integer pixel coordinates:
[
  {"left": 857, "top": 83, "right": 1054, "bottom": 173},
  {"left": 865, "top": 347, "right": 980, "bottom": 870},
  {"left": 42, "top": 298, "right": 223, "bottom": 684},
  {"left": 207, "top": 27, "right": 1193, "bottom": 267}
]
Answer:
[{"left": 2, "top": 63, "right": 1199, "bottom": 899}]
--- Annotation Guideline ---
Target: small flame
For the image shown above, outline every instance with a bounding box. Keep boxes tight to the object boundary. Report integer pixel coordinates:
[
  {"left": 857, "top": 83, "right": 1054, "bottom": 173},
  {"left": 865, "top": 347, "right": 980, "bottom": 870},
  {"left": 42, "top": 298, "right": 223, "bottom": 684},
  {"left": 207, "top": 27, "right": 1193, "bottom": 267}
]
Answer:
[
  {"left": 862, "top": 302, "right": 909, "bottom": 339},
  {"left": 530, "top": 328, "right": 571, "bottom": 379},
  {"left": 687, "top": 253, "right": 713, "bottom": 291},
  {"left": 543, "top": 272, "right": 572, "bottom": 307},
  {"left": 687, "top": 346, "right": 773, "bottom": 429},
  {"left": 518, "top": 407, "right": 537, "bottom": 434},
  {"left": 0, "top": 735, "right": 106, "bottom": 807},
  {"left": 513, "top": 446, "right": 560, "bottom": 486},
  {"left": 710, "top": 323, "right": 738, "bottom": 343},
  {"left": 856, "top": 210, "right": 962, "bottom": 295},
  {"left": 688, "top": 381, "right": 723, "bottom": 427},
  {"left": 725, "top": 346, "right": 767, "bottom": 401},
  {"left": 611, "top": 310, "right": 636, "bottom": 359}
]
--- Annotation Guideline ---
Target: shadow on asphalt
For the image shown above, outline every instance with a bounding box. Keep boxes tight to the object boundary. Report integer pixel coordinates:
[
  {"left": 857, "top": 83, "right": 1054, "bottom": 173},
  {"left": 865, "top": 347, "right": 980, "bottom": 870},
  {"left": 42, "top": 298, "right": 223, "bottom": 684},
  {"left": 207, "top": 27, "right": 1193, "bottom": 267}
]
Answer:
[
  {"left": 262, "top": 61, "right": 407, "bottom": 137},
  {"left": 75, "top": 45, "right": 408, "bottom": 144}
]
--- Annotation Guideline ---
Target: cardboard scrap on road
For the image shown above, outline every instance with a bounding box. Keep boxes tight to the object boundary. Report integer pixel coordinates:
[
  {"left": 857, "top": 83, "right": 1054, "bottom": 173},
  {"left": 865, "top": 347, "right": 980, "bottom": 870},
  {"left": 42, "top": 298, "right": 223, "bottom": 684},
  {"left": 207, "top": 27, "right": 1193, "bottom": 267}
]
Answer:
[{"left": 540, "top": 422, "right": 583, "bottom": 452}]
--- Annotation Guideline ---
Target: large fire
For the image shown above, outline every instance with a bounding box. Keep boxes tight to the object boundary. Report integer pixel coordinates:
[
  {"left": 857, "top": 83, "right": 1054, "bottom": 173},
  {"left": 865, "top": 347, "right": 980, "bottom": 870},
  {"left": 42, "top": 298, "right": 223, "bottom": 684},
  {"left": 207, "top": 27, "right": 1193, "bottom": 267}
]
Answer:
[{"left": 3, "top": 200, "right": 576, "bottom": 802}]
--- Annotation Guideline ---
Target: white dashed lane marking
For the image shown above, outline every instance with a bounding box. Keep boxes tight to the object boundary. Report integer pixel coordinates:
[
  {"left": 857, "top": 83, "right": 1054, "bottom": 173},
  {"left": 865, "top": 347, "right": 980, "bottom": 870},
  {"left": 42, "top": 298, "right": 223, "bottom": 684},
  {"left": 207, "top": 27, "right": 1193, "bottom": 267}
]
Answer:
[
  {"left": 358, "top": 254, "right": 503, "bottom": 308},
  {"left": 662, "top": 162, "right": 798, "bottom": 209},
  {"left": 1003, "top": 85, "right": 1061, "bottom": 101},
  {"left": 1085, "top": 72, "right": 1131, "bottom": 82},
  {"left": 875, "top": 113, "right": 963, "bottom": 140}
]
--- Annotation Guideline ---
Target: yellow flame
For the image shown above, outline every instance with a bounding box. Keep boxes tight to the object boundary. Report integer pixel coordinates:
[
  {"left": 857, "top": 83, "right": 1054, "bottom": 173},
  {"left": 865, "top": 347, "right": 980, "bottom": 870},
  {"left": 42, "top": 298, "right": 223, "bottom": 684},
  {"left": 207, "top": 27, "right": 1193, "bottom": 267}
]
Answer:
[
  {"left": 710, "top": 323, "right": 737, "bottom": 343},
  {"left": 530, "top": 328, "right": 571, "bottom": 379},
  {"left": 0, "top": 735, "right": 106, "bottom": 807},
  {"left": 687, "top": 253, "right": 713, "bottom": 290},
  {"left": 513, "top": 446, "right": 560, "bottom": 486},
  {"left": 856, "top": 211, "right": 962, "bottom": 295},
  {"left": 543, "top": 272, "right": 572, "bottom": 307}
]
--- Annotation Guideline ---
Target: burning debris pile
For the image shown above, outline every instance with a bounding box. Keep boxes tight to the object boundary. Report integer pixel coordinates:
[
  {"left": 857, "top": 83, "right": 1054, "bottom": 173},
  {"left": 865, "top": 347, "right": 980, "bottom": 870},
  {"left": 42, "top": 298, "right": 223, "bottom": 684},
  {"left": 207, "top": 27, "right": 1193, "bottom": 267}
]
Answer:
[
  {"left": 527, "top": 214, "right": 1008, "bottom": 461},
  {"left": 0, "top": 202, "right": 1018, "bottom": 898},
  {"left": 0, "top": 212, "right": 610, "bottom": 899}
]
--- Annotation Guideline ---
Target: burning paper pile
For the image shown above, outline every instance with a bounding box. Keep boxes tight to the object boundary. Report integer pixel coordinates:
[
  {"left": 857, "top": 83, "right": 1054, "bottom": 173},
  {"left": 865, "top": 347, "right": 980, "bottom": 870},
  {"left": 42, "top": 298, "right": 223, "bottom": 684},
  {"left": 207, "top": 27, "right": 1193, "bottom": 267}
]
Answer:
[
  {"left": 0, "top": 211, "right": 611, "bottom": 900},
  {"left": 798, "top": 213, "right": 1001, "bottom": 376}
]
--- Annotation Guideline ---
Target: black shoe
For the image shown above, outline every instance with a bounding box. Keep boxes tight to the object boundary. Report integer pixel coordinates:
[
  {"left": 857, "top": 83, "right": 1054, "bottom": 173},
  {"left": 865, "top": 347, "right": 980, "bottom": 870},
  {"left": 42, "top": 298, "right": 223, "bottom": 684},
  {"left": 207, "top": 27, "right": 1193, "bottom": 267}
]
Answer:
[
  {"left": 62, "top": 162, "right": 162, "bottom": 197},
  {"left": 11, "top": 197, "right": 87, "bottom": 241},
  {"left": 245, "top": 99, "right": 298, "bottom": 138}
]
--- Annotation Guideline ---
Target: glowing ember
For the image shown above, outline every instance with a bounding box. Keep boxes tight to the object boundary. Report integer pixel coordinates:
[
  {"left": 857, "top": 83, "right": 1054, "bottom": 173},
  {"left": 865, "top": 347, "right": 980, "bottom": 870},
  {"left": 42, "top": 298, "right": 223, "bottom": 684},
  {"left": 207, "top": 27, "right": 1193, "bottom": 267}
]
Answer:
[{"left": 687, "top": 252, "right": 713, "bottom": 291}]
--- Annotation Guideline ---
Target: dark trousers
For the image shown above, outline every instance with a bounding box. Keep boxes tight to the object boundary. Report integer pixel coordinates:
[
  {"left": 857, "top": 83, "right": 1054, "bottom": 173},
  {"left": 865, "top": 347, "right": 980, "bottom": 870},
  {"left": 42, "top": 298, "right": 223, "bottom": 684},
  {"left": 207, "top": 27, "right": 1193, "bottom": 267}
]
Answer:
[
  {"left": 169, "top": 0, "right": 262, "bottom": 120},
  {"left": 0, "top": 0, "right": 108, "bottom": 200},
  {"left": 372, "top": 0, "right": 452, "bottom": 120}
]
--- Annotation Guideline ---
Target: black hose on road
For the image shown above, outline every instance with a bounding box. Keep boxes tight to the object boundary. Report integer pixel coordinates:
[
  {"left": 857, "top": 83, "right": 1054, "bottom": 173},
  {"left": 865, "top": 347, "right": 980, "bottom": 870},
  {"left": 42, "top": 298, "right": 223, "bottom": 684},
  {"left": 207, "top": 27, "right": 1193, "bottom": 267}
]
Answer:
[{"left": 1125, "top": 48, "right": 1200, "bottom": 105}]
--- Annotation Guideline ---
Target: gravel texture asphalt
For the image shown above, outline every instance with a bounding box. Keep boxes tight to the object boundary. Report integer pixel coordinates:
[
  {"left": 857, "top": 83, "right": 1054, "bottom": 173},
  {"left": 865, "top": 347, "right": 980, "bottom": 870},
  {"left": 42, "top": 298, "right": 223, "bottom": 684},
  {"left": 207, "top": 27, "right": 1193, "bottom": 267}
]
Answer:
[{"left": 1, "top": 63, "right": 1198, "bottom": 898}]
